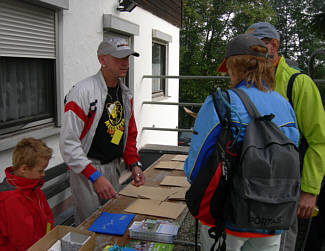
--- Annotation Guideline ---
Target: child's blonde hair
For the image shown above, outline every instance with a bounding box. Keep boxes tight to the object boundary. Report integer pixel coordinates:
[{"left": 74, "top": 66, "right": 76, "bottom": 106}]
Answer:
[
  {"left": 12, "top": 138, "right": 52, "bottom": 170},
  {"left": 226, "top": 45, "right": 275, "bottom": 92}
]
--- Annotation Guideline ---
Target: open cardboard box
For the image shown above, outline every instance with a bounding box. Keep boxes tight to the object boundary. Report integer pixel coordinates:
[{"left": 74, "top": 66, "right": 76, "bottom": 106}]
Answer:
[{"left": 27, "top": 225, "right": 95, "bottom": 251}]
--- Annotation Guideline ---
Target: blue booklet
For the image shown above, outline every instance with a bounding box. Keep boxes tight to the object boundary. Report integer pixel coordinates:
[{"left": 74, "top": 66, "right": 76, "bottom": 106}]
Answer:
[{"left": 88, "top": 212, "right": 135, "bottom": 236}]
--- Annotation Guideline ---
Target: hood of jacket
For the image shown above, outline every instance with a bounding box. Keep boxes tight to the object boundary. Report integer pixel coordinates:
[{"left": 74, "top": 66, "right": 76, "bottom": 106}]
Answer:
[{"left": 4, "top": 167, "right": 44, "bottom": 191}]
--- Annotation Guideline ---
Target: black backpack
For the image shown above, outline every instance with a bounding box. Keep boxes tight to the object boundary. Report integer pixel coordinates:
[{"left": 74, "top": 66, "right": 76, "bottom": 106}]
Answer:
[
  {"left": 287, "top": 72, "right": 309, "bottom": 170},
  {"left": 229, "top": 88, "right": 301, "bottom": 230},
  {"left": 185, "top": 90, "right": 239, "bottom": 251}
]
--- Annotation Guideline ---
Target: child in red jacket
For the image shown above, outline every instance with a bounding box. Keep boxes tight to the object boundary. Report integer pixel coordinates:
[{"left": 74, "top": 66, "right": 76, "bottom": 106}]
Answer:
[{"left": 0, "top": 138, "right": 54, "bottom": 251}]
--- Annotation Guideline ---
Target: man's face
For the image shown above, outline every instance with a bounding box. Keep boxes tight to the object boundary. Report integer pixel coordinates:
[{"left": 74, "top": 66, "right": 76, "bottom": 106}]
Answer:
[
  {"left": 22, "top": 159, "right": 48, "bottom": 180},
  {"left": 261, "top": 37, "right": 279, "bottom": 63},
  {"left": 99, "top": 54, "right": 130, "bottom": 78},
  {"left": 261, "top": 38, "right": 272, "bottom": 51}
]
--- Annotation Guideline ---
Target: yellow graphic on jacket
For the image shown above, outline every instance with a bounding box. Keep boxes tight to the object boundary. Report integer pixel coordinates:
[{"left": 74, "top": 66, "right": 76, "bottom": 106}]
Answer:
[{"left": 105, "top": 101, "right": 124, "bottom": 145}]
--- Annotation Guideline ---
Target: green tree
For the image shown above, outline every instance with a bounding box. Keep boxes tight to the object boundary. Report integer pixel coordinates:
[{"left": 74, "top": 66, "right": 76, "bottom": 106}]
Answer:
[
  {"left": 180, "top": 0, "right": 325, "bottom": 129},
  {"left": 269, "top": 0, "right": 324, "bottom": 71},
  {"left": 269, "top": 0, "right": 325, "bottom": 105},
  {"left": 179, "top": 0, "right": 276, "bottom": 129},
  {"left": 310, "top": 0, "right": 325, "bottom": 39}
]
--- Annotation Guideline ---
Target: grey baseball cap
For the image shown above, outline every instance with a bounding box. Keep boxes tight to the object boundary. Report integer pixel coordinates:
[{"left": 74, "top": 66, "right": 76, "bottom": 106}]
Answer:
[
  {"left": 97, "top": 37, "right": 139, "bottom": 58},
  {"left": 245, "top": 22, "right": 280, "bottom": 41},
  {"left": 217, "top": 34, "right": 267, "bottom": 72}
]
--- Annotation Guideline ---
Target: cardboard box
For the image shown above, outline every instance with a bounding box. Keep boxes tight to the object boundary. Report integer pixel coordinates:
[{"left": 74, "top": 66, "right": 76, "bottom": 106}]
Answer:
[
  {"left": 28, "top": 225, "right": 95, "bottom": 251},
  {"left": 61, "top": 231, "right": 92, "bottom": 251}
]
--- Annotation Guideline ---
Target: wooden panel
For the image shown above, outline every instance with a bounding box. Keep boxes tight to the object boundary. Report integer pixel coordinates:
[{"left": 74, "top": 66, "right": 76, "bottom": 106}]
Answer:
[
  {"left": 43, "top": 176, "right": 70, "bottom": 199},
  {"left": 78, "top": 154, "right": 188, "bottom": 248},
  {"left": 43, "top": 163, "right": 70, "bottom": 199},
  {"left": 134, "top": 0, "right": 182, "bottom": 28},
  {"left": 44, "top": 163, "right": 67, "bottom": 182}
]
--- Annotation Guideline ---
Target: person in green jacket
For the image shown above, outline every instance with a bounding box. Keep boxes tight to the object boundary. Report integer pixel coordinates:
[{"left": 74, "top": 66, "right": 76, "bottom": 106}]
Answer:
[{"left": 246, "top": 22, "right": 325, "bottom": 251}]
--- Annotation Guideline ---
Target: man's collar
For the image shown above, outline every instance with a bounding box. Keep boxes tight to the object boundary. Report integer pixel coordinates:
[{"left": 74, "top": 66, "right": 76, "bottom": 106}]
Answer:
[{"left": 274, "top": 56, "right": 281, "bottom": 67}]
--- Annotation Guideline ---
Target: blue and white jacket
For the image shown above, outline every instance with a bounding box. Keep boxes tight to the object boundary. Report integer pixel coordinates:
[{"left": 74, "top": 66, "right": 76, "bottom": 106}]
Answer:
[{"left": 184, "top": 80, "right": 300, "bottom": 236}]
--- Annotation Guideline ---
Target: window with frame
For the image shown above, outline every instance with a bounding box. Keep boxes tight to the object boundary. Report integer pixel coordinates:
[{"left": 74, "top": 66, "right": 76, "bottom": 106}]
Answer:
[
  {"left": 152, "top": 41, "right": 167, "bottom": 95},
  {"left": 0, "top": 0, "right": 56, "bottom": 135}
]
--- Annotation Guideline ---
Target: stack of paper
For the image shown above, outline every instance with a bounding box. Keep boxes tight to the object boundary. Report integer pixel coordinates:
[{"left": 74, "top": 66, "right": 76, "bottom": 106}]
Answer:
[
  {"left": 128, "top": 219, "right": 179, "bottom": 243},
  {"left": 119, "top": 184, "right": 187, "bottom": 202},
  {"left": 102, "top": 245, "right": 137, "bottom": 251},
  {"left": 154, "top": 161, "right": 184, "bottom": 170},
  {"left": 125, "top": 199, "right": 186, "bottom": 219},
  {"left": 159, "top": 176, "right": 190, "bottom": 188},
  {"left": 126, "top": 240, "right": 174, "bottom": 251},
  {"left": 171, "top": 155, "right": 187, "bottom": 162}
]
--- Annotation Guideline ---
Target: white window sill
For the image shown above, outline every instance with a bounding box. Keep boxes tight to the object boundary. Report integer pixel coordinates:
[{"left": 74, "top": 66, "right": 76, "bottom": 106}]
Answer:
[
  {"left": 152, "top": 93, "right": 171, "bottom": 100},
  {"left": 0, "top": 124, "right": 60, "bottom": 151}
]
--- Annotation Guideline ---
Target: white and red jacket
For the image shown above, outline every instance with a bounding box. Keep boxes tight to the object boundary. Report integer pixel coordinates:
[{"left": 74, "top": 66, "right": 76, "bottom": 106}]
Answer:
[
  {"left": 0, "top": 167, "right": 53, "bottom": 251},
  {"left": 59, "top": 70, "right": 140, "bottom": 181}
]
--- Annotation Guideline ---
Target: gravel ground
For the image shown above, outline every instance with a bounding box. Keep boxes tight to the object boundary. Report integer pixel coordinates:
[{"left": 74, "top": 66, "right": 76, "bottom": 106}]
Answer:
[{"left": 173, "top": 212, "right": 201, "bottom": 251}]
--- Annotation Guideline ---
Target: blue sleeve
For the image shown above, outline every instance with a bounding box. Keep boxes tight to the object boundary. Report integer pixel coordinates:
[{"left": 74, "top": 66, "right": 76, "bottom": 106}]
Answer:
[{"left": 184, "top": 95, "right": 223, "bottom": 183}]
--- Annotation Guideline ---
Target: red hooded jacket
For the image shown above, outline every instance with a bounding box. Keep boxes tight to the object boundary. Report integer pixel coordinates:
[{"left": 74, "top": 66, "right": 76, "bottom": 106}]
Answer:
[{"left": 0, "top": 167, "right": 53, "bottom": 251}]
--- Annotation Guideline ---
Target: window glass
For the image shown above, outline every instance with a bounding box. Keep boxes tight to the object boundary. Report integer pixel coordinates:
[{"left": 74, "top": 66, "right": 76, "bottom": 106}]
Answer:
[
  {"left": 0, "top": 0, "right": 57, "bottom": 136},
  {"left": 0, "top": 57, "right": 55, "bottom": 134},
  {"left": 152, "top": 42, "right": 166, "bottom": 94}
]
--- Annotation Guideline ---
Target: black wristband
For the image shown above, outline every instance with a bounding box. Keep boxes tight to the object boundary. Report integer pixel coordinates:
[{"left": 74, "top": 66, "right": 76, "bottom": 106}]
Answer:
[{"left": 130, "top": 161, "right": 143, "bottom": 170}]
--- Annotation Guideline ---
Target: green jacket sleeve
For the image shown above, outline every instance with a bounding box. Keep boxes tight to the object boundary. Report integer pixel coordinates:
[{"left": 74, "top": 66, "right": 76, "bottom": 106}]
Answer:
[
  {"left": 291, "top": 74, "right": 325, "bottom": 195},
  {"left": 275, "top": 57, "right": 325, "bottom": 195}
]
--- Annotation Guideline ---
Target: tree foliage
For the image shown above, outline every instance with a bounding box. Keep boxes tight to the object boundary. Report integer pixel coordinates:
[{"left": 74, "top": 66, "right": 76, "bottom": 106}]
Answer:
[
  {"left": 310, "top": 0, "right": 325, "bottom": 39},
  {"left": 179, "top": 0, "right": 325, "bottom": 129},
  {"left": 271, "top": 0, "right": 324, "bottom": 70}
]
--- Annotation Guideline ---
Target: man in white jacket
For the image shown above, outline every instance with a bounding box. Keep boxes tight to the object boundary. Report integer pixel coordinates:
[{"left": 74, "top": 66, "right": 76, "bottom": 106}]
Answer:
[{"left": 60, "top": 38, "right": 145, "bottom": 224}]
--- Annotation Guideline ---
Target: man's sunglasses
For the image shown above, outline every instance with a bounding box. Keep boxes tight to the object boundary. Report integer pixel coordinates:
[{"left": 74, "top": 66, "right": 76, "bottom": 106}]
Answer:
[{"left": 262, "top": 38, "right": 273, "bottom": 45}]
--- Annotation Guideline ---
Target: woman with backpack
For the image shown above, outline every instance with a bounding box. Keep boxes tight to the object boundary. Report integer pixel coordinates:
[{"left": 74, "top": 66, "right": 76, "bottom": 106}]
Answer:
[{"left": 184, "top": 34, "right": 300, "bottom": 251}]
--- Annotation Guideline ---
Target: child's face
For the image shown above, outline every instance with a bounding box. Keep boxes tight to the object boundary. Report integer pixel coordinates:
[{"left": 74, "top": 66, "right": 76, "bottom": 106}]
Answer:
[{"left": 23, "top": 159, "right": 49, "bottom": 180}]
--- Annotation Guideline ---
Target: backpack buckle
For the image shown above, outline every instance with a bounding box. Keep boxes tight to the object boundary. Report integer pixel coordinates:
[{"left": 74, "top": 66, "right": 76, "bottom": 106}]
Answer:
[
  {"left": 222, "top": 161, "right": 228, "bottom": 180},
  {"left": 257, "top": 113, "right": 275, "bottom": 121}
]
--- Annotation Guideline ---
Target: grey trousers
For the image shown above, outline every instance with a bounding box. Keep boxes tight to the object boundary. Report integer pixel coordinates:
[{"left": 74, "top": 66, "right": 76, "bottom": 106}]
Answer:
[
  {"left": 279, "top": 217, "right": 298, "bottom": 251},
  {"left": 201, "top": 222, "right": 286, "bottom": 251},
  {"left": 226, "top": 234, "right": 281, "bottom": 251},
  {"left": 69, "top": 158, "right": 121, "bottom": 225},
  {"left": 200, "top": 224, "right": 226, "bottom": 251},
  {"left": 200, "top": 224, "right": 214, "bottom": 251}
]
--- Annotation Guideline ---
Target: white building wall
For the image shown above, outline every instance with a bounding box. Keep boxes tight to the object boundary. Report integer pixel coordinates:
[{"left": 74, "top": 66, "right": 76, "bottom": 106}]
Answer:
[
  {"left": 62, "top": 0, "right": 180, "bottom": 149},
  {"left": 0, "top": 0, "right": 179, "bottom": 186},
  {"left": 124, "top": 7, "right": 180, "bottom": 148}
]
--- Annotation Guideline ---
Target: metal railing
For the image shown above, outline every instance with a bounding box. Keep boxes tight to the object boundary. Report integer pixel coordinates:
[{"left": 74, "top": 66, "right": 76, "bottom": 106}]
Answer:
[
  {"left": 142, "top": 75, "right": 229, "bottom": 133},
  {"left": 142, "top": 71, "right": 325, "bottom": 133},
  {"left": 143, "top": 75, "right": 229, "bottom": 80},
  {"left": 143, "top": 74, "right": 325, "bottom": 84}
]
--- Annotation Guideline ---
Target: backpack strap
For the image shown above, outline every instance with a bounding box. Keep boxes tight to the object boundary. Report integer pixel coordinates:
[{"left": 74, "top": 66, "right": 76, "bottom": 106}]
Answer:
[
  {"left": 286, "top": 72, "right": 309, "bottom": 173},
  {"left": 287, "top": 72, "right": 303, "bottom": 107},
  {"left": 209, "top": 223, "right": 226, "bottom": 251},
  {"left": 195, "top": 219, "right": 199, "bottom": 251},
  {"left": 211, "top": 90, "right": 231, "bottom": 127},
  {"left": 230, "top": 88, "right": 261, "bottom": 119}
]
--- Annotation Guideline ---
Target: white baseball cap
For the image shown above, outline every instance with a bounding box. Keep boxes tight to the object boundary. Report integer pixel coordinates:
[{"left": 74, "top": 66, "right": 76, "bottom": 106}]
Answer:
[{"left": 97, "top": 37, "right": 139, "bottom": 58}]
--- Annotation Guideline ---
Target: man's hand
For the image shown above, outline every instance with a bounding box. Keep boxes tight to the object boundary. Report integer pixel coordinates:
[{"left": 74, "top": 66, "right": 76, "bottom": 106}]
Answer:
[
  {"left": 131, "top": 166, "right": 145, "bottom": 187},
  {"left": 297, "top": 191, "right": 317, "bottom": 219},
  {"left": 93, "top": 176, "right": 117, "bottom": 200}
]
